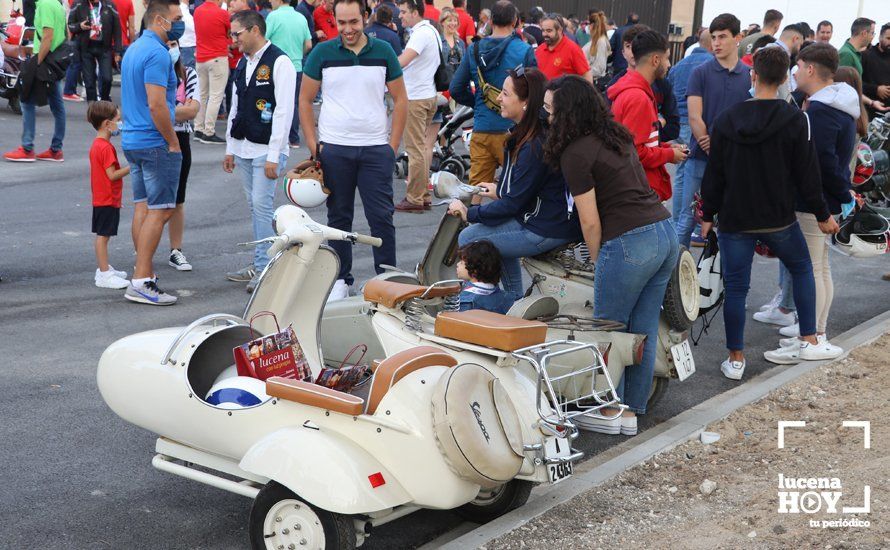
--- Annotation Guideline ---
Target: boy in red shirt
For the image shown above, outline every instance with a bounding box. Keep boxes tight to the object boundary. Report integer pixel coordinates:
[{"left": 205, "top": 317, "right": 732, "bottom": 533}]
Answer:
[{"left": 88, "top": 101, "right": 131, "bottom": 289}]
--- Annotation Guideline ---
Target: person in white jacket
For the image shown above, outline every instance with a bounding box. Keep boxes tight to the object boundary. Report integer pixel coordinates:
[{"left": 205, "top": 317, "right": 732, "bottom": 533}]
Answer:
[{"left": 581, "top": 9, "right": 610, "bottom": 79}]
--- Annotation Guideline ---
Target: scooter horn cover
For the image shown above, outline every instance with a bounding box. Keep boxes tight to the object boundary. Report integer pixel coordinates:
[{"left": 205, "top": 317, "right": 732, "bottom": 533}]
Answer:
[{"left": 432, "top": 363, "right": 524, "bottom": 488}]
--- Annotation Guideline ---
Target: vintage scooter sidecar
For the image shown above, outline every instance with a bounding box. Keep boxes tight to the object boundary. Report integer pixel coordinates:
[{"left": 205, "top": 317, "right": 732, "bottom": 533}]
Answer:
[{"left": 98, "top": 207, "right": 608, "bottom": 549}]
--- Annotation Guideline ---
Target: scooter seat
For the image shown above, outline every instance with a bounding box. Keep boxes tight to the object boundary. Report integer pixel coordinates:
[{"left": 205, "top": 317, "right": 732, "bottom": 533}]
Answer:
[
  {"left": 366, "top": 346, "right": 458, "bottom": 414},
  {"left": 265, "top": 377, "right": 365, "bottom": 416},
  {"left": 434, "top": 310, "right": 548, "bottom": 352},
  {"left": 363, "top": 279, "right": 461, "bottom": 309}
]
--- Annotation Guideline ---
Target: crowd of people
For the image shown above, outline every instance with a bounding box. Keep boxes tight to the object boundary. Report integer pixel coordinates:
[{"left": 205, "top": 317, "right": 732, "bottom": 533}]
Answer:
[{"left": 3, "top": 0, "right": 889, "bottom": 432}]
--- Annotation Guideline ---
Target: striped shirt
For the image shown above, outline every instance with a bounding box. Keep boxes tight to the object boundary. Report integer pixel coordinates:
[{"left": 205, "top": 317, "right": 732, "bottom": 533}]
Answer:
[{"left": 174, "top": 66, "right": 199, "bottom": 133}]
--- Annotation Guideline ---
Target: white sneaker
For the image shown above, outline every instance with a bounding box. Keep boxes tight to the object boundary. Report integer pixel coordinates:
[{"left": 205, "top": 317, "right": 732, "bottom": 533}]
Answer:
[
  {"left": 720, "top": 358, "right": 746, "bottom": 380},
  {"left": 759, "top": 291, "right": 782, "bottom": 312},
  {"left": 106, "top": 265, "right": 127, "bottom": 279},
  {"left": 779, "top": 323, "right": 800, "bottom": 338},
  {"left": 95, "top": 269, "right": 130, "bottom": 289},
  {"left": 752, "top": 307, "right": 797, "bottom": 327},
  {"left": 620, "top": 415, "right": 638, "bottom": 436},
  {"left": 327, "top": 279, "right": 349, "bottom": 302},
  {"left": 799, "top": 337, "right": 844, "bottom": 361},
  {"left": 817, "top": 334, "right": 843, "bottom": 356},
  {"left": 764, "top": 344, "right": 800, "bottom": 365},
  {"left": 779, "top": 336, "right": 800, "bottom": 349},
  {"left": 573, "top": 413, "right": 621, "bottom": 434}
]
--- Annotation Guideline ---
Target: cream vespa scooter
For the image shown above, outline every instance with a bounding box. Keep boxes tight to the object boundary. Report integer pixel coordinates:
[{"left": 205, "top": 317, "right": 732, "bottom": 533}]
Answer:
[{"left": 97, "top": 205, "right": 625, "bottom": 550}]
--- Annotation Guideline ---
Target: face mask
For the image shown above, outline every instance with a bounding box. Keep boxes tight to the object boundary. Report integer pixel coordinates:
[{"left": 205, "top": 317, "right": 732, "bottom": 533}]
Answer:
[
  {"left": 110, "top": 121, "right": 121, "bottom": 137},
  {"left": 749, "top": 86, "right": 755, "bottom": 97},
  {"left": 165, "top": 20, "right": 186, "bottom": 42},
  {"left": 169, "top": 46, "right": 180, "bottom": 65}
]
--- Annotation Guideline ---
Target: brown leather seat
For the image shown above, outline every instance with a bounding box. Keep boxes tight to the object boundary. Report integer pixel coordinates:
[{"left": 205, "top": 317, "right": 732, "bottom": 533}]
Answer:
[
  {"left": 434, "top": 310, "right": 548, "bottom": 352},
  {"left": 363, "top": 279, "right": 461, "bottom": 309},
  {"left": 266, "top": 377, "right": 365, "bottom": 416},
  {"left": 366, "top": 346, "right": 457, "bottom": 414}
]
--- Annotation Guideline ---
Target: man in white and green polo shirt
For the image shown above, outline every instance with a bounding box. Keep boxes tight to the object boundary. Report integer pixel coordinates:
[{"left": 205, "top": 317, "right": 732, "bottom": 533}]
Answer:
[{"left": 299, "top": 0, "right": 407, "bottom": 301}]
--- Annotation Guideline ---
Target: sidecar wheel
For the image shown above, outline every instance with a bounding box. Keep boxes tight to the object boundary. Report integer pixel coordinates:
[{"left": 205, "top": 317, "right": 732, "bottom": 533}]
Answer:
[
  {"left": 647, "top": 376, "right": 670, "bottom": 411},
  {"left": 455, "top": 479, "right": 535, "bottom": 524},
  {"left": 663, "top": 248, "right": 699, "bottom": 331},
  {"left": 249, "top": 481, "right": 356, "bottom": 550}
]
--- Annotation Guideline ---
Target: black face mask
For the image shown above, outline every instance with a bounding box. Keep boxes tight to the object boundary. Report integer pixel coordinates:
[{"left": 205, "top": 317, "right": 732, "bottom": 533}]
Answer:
[{"left": 538, "top": 106, "right": 550, "bottom": 129}]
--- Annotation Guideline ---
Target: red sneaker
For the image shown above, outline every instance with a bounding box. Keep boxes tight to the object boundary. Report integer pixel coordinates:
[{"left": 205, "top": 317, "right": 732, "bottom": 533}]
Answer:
[
  {"left": 62, "top": 93, "right": 84, "bottom": 102},
  {"left": 3, "top": 146, "right": 35, "bottom": 162},
  {"left": 36, "top": 148, "right": 64, "bottom": 162}
]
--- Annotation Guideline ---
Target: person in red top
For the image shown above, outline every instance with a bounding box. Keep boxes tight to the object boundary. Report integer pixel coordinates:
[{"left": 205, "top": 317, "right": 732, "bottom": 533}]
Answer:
[
  {"left": 87, "top": 101, "right": 132, "bottom": 289},
  {"left": 452, "top": 0, "right": 474, "bottom": 44},
  {"left": 193, "top": 0, "right": 231, "bottom": 143},
  {"left": 422, "top": 0, "right": 439, "bottom": 23},
  {"left": 313, "top": 0, "right": 338, "bottom": 41},
  {"left": 607, "top": 30, "right": 687, "bottom": 201},
  {"left": 535, "top": 14, "right": 591, "bottom": 81},
  {"left": 116, "top": 0, "right": 136, "bottom": 47}
]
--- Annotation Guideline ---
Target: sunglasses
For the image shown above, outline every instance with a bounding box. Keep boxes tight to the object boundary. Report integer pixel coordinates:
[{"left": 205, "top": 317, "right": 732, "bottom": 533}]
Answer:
[
  {"left": 513, "top": 64, "right": 527, "bottom": 77},
  {"left": 231, "top": 28, "right": 251, "bottom": 38}
]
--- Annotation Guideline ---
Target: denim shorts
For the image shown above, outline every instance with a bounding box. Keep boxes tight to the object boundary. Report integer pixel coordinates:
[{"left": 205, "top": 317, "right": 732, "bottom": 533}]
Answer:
[{"left": 124, "top": 146, "right": 183, "bottom": 210}]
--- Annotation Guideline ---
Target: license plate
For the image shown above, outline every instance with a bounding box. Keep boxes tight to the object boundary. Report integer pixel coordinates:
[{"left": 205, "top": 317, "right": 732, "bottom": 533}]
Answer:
[
  {"left": 544, "top": 437, "right": 573, "bottom": 484},
  {"left": 671, "top": 340, "right": 695, "bottom": 381}
]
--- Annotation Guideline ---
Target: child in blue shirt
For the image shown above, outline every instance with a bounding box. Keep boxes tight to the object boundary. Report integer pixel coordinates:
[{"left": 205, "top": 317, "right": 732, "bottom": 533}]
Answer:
[{"left": 456, "top": 240, "right": 516, "bottom": 314}]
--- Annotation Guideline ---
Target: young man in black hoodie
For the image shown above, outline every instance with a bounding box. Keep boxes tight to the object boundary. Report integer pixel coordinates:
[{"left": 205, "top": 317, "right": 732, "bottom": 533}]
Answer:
[{"left": 700, "top": 46, "right": 839, "bottom": 381}]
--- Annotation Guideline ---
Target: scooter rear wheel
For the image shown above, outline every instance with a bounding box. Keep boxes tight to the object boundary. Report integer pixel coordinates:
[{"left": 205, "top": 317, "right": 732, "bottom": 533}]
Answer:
[
  {"left": 455, "top": 479, "right": 535, "bottom": 524},
  {"left": 249, "top": 481, "right": 356, "bottom": 550}
]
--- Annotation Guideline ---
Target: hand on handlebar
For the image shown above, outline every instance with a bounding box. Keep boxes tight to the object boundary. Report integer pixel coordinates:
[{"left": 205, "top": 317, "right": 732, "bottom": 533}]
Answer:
[
  {"left": 475, "top": 182, "right": 497, "bottom": 199},
  {"left": 447, "top": 199, "right": 468, "bottom": 222}
]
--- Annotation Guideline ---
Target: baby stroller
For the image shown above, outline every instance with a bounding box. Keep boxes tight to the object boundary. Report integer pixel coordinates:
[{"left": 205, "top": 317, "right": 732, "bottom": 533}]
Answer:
[{"left": 395, "top": 104, "right": 474, "bottom": 183}]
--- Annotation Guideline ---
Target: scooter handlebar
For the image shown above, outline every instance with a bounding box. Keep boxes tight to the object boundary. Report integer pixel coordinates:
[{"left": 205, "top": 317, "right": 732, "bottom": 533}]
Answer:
[{"left": 353, "top": 233, "right": 383, "bottom": 248}]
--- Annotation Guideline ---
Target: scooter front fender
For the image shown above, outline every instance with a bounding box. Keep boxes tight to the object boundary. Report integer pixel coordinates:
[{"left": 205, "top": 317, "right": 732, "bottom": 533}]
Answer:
[{"left": 239, "top": 426, "right": 412, "bottom": 514}]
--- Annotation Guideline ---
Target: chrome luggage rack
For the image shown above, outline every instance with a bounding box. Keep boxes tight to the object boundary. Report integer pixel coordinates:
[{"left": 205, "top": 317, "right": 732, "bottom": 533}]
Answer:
[{"left": 512, "top": 340, "right": 626, "bottom": 430}]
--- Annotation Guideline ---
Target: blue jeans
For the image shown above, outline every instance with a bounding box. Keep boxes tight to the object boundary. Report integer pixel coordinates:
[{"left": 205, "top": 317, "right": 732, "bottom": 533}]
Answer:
[
  {"left": 22, "top": 81, "right": 65, "bottom": 152},
  {"left": 319, "top": 143, "right": 396, "bottom": 285},
  {"left": 180, "top": 46, "right": 196, "bottom": 70},
  {"left": 458, "top": 218, "right": 574, "bottom": 297},
  {"left": 593, "top": 219, "right": 678, "bottom": 415},
  {"left": 235, "top": 154, "right": 288, "bottom": 272},
  {"left": 671, "top": 124, "right": 692, "bottom": 227},
  {"left": 63, "top": 42, "right": 82, "bottom": 95},
  {"left": 674, "top": 157, "right": 707, "bottom": 249},
  {"left": 778, "top": 262, "right": 796, "bottom": 311},
  {"left": 125, "top": 146, "right": 183, "bottom": 209},
  {"left": 719, "top": 223, "right": 816, "bottom": 351},
  {"left": 289, "top": 71, "right": 303, "bottom": 145}
]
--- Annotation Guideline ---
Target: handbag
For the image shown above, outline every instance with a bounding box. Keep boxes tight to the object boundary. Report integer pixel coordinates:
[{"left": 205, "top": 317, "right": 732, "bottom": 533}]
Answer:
[
  {"left": 696, "top": 231, "right": 724, "bottom": 315},
  {"left": 472, "top": 40, "right": 505, "bottom": 114},
  {"left": 233, "top": 311, "right": 313, "bottom": 382},
  {"left": 421, "top": 24, "right": 451, "bottom": 93}
]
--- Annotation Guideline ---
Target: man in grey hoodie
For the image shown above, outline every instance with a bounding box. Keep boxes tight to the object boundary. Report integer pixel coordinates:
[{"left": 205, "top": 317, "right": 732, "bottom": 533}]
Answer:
[{"left": 764, "top": 42, "right": 858, "bottom": 364}]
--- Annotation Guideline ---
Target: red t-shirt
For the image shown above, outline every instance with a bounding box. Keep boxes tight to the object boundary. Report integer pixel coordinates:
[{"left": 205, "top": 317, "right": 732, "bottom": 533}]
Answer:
[
  {"left": 535, "top": 36, "right": 590, "bottom": 80},
  {"left": 423, "top": 4, "right": 440, "bottom": 23},
  {"left": 455, "top": 8, "right": 474, "bottom": 43},
  {"left": 314, "top": 4, "right": 338, "bottom": 42},
  {"left": 116, "top": 0, "right": 134, "bottom": 46},
  {"left": 90, "top": 138, "right": 123, "bottom": 208},
  {"left": 194, "top": 2, "right": 231, "bottom": 62}
]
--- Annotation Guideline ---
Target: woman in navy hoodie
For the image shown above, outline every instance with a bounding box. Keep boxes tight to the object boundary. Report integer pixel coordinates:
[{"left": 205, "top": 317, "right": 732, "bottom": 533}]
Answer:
[{"left": 448, "top": 67, "right": 581, "bottom": 296}]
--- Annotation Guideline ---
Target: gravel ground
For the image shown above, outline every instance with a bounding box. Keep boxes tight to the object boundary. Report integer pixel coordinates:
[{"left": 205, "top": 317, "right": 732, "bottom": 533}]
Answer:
[{"left": 488, "top": 335, "right": 890, "bottom": 550}]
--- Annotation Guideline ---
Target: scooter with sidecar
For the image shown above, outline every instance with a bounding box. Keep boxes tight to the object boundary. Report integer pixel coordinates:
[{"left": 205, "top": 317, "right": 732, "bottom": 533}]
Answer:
[{"left": 98, "top": 206, "right": 625, "bottom": 549}]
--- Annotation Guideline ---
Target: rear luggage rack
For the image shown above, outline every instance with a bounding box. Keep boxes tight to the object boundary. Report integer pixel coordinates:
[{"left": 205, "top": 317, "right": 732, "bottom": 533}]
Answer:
[{"left": 512, "top": 340, "right": 625, "bottom": 430}]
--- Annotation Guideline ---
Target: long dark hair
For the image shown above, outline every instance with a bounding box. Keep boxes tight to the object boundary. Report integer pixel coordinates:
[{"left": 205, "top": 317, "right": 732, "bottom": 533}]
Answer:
[
  {"left": 543, "top": 75, "right": 633, "bottom": 168},
  {"left": 505, "top": 67, "right": 546, "bottom": 160}
]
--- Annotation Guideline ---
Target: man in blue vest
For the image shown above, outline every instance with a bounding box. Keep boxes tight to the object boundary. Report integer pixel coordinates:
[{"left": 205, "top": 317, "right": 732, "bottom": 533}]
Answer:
[{"left": 223, "top": 9, "right": 296, "bottom": 292}]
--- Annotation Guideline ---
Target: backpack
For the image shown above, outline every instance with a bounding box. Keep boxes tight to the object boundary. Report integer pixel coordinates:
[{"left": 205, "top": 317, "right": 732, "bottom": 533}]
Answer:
[
  {"left": 417, "top": 23, "right": 451, "bottom": 92},
  {"left": 697, "top": 231, "right": 724, "bottom": 315}
]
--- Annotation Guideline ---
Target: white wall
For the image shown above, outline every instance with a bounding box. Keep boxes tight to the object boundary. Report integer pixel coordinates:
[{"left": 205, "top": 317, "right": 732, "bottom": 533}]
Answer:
[{"left": 703, "top": 0, "right": 888, "bottom": 49}]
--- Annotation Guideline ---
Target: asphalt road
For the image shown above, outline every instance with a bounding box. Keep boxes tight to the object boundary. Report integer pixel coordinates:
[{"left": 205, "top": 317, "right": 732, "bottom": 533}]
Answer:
[{"left": 2, "top": 96, "right": 889, "bottom": 550}]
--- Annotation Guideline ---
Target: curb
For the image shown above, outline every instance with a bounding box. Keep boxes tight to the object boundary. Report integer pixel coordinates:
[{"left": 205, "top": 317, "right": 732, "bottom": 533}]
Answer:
[{"left": 435, "top": 309, "right": 890, "bottom": 550}]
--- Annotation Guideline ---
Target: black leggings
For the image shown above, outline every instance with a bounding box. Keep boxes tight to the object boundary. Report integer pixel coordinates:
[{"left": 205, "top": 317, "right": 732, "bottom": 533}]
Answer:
[{"left": 175, "top": 131, "right": 192, "bottom": 205}]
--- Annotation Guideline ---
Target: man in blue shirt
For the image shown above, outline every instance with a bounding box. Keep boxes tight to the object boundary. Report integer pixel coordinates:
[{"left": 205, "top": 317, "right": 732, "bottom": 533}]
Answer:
[
  {"left": 449, "top": 0, "right": 535, "bottom": 188},
  {"left": 666, "top": 31, "right": 711, "bottom": 228},
  {"left": 365, "top": 4, "right": 401, "bottom": 55},
  {"left": 120, "top": 0, "right": 183, "bottom": 306},
  {"left": 676, "top": 13, "right": 750, "bottom": 250},
  {"left": 608, "top": 11, "right": 639, "bottom": 74}
]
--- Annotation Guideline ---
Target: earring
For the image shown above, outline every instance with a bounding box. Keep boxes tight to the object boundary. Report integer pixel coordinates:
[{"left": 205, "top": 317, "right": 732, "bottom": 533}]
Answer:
[{"left": 522, "top": 105, "right": 527, "bottom": 111}]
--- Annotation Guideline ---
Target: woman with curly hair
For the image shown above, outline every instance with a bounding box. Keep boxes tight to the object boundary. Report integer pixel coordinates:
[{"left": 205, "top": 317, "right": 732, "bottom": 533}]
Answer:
[
  {"left": 543, "top": 75, "right": 678, "bottom": 436},
  {"left": 447, "top": 67, "right": 581, "bottom": 296}
]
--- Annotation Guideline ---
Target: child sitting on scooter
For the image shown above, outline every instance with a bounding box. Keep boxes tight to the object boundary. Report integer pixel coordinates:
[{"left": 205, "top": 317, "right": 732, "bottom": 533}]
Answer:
[
  {"left": 456, "top": 240, "right": 516, "bottom": 314},
  {"left": 88, "top": 101, "right": 131, "bottom": 289}
]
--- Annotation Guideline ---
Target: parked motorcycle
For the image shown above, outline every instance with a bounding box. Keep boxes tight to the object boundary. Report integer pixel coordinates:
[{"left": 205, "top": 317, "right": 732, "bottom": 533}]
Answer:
[
  {"left": 856, "top": 112, "right": 890, "bottom": 213},
  {"left": 99, "top": 206, "right": 626, "bottom": 549},
  {"left": 0, "top": 12, "right": 29, "bottom": 115}
]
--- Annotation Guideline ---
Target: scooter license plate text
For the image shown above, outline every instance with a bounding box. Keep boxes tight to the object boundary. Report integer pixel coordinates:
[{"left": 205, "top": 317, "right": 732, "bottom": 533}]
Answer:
[
  {"left": 671, "top": 340, "right": 695, "bottom": 381},
  {"left": 544, "top": 437, "right": 573, "bottom": 484}
]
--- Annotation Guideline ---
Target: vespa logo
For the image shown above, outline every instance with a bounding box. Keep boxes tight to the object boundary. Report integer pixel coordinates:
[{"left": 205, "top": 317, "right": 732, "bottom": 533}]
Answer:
[
  {"left": 776, "top": 421, "right": 871, "bottom": 529},
  {"left": 470, "top": 401, "right": 491, "bottom": 443}
]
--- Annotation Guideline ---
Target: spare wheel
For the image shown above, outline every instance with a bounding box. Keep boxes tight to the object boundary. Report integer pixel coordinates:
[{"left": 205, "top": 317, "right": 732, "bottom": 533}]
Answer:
[
  {"left": 663, "top": 247, "right": 699, "bottom": 331},
  {"left": 432, "top": 363, "right": 525, "bottom": 488}
]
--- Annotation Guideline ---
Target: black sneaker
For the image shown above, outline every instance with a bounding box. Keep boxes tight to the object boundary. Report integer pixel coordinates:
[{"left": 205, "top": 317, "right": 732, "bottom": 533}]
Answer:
[
  {"left": 193, "top": 131, "right": 206, "bottom": 141},
  {"left": 197, "top": 133, "right": 225, "bottom": 144},
  {"left": 168, "top": 249, "right": 193, "bottom": 271}
]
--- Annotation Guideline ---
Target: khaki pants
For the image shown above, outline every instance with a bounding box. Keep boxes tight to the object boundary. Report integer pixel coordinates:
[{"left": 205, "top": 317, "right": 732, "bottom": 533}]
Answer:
[
  {"left": 469, "top": 131, "right": 508, "bottom": 185},
  {"left": 196, "top": 57, "right": 229, "bottom": 136},
  {"left": 404, "top": 97, "right": 437, "bottom": 205},
  {"left": 797, "top": 212, "right": 833, "bottom": 333}
]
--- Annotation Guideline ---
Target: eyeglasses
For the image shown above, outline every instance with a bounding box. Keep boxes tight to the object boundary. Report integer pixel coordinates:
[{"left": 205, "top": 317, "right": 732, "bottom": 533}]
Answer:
[
  {"left": 513, "top": 64, "right": 527, "bottom": 77},
  {"left": 231, "top": 28, "right": 249, "bottom": 38}
]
